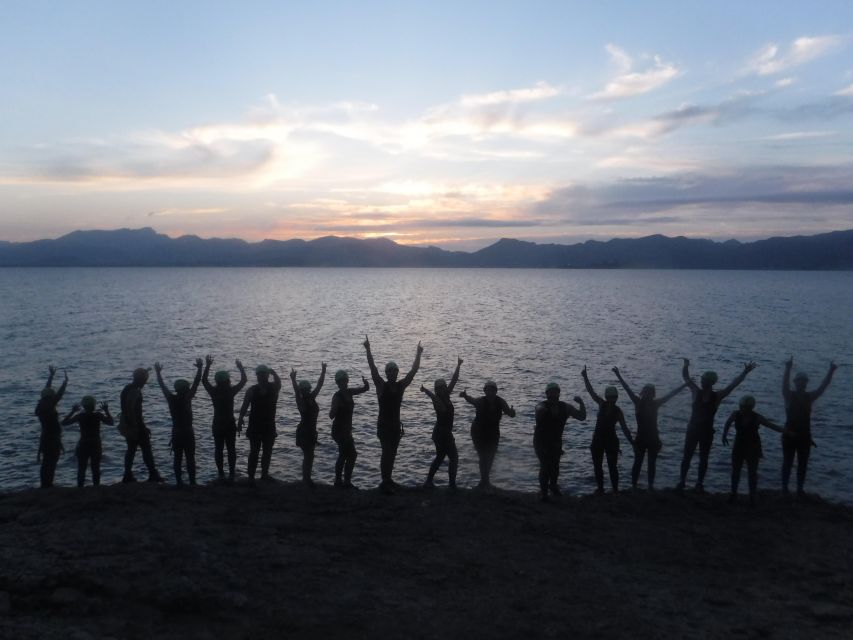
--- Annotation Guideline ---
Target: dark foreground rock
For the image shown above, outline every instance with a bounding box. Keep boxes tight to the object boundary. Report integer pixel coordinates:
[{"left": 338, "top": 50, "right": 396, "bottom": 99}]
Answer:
[{"left": 1, "top": 483, "right": 851, "bottom": 639}]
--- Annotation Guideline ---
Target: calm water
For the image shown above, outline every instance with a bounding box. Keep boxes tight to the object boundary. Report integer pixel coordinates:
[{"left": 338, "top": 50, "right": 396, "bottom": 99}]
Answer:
[{"left": 1, "top": 268, "right": 851, "bottom": 501}]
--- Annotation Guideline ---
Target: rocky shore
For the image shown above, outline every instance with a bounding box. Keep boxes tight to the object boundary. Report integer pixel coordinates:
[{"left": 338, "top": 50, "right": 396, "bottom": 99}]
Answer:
[{"left": 1, "top": 482, "right": 852, "bottom": 639}]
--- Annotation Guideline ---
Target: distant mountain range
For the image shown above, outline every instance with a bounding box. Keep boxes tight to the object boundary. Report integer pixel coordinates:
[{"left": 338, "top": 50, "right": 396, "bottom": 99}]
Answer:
[{"left": 0, "top": 227, "right": 852, "bottom": 269}]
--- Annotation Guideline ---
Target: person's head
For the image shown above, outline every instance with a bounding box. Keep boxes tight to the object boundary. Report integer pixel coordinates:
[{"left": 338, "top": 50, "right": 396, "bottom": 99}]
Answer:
[
  {"left": 81, "top": 395, "right": 96, "bottom": 412},
  {"left": 298, "top": 380, "right": 312, "bottom": 397},
  {"left": 700, "top": 370, "right": 718, "bottom": 389},
  {"left": 434, "top": 378, "right": 448, "bottom": 396},
  {"left": 132, "top": 367, "right": 149, "bottom": 387},
  {"left": 214, "top": 370, "right": 230, "bottom": 387},
  {"left": 174, "top": 379, "right": 190, "bottom": 396},
  {"left": 739, "top": 395, "right": 756, "bottom": 412},
  {"left": 335, "top": 369, "right": 349, "bottom": 389},
  {"left": 385, "top": 361, "right": 399, "bottom": 382},
  {"left": 640, "top": 384, "right": 656, "bottom": 400},
  {"left": 483, "top": 380, "right": 498, "bottom": 397},
  {"left": 604, "top": 386, "right": 619, "bottom": 403},
  {"left": 794, "top": 371, "right": 809, "bottom": 391},
  {"left": 40, "top": 387, "right": 55, "bottom": 400},
  {"left": 545, "top": 382, "right": 560, "bottom": 401},
  {"left": 255, "top": 364, "right": 270, "bottom": 384}
]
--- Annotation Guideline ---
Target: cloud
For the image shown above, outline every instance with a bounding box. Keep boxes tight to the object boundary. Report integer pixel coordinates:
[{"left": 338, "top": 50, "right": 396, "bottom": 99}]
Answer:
[
  {"left": 588, "top": 44, "right": 681, "bottom": 100},
  {"left": 836, "top": 83, "right": 853, "bottom": 96},
  {"left": 743, "top": 35, "right": 845, "bottom": 76},
  {"left": 775, "top": 77, "right": 796, "bottom": 88},
  {"left": 460, "top": 81, "right": 561, "bottom": 107},
  {"left": 761, "top": 131, "right": 836, "bottom": 141}
]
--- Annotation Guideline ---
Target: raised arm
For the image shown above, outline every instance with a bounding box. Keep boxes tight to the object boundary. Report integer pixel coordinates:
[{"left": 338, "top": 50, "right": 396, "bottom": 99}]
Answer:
[
  {"left": 154, "top": 362, "right": 170, "bottom": 399},
  {"left": 721, "top": 412, "right": 735, "bottom": 445},
  {"left": 421, "top": 385, "right": 448, "bottom": 413},
  {"left": 101, "top": 402, "right": 115, "bottom": 426},
  {"left": 782, "top": 356, "right": 793, "bottom": 401},
  {"left": 363, "top": 335, "right": 383, "bottom": 389},
  {"left": 53, "top": 369, "right": 68, "bottom": 404},
  {"left": 233, "top": 360, "right": 248, "bottom": 395},
  {"left": 499, "top": 396, "right": 516, "bottom": 418},
  {"left": 447, "top": 356, "right": 463, "bottom": 394},
  {"left": 569, "top": 395, "right": 587, "bottom": 421},
  {"left": 311, "top": 362, "right": 327, "bottom": 400},
  {"left": 657, "top": 382, "right": 689, "bottom": 408},
  {"left": 582, "top": 366, "right": 603, "bottom": 405},
  {"left": 612, "top": 367, "right": 638, "bottom": 404},
  {"left": 270, "top": 368, "right": 282, "bottom": 392},
  {"left": 45, "top": 365, "right": 57, "bottom": 390},
  {"left": 352, "top": 376, "right": 370, "bottom": 395},
  {"left": 719, "top": 361, "right": 757, "bottom": 401},
  {"left": 237, "top": 387, "right": 252, "bottom": 433},
  {"left": 401, "top": 341, "right": 424, "bottom": 388},
  {"left": 61, "top": 404, "right": 81, "bottom": 426},
  {"left": 810, "top": 361, "right": 838, "bottom": 401},
  {"left": 289, "top": 368, "right": 304, "bottom": 409},
  {"left": 682, "top": 358, "right": 699, "bottom": 392},
  {"left": 202, "top": 354, "right": 215, "bottom": 394},
  {"left": 190, "top": 358, "right": 204, "bottom": 397}
]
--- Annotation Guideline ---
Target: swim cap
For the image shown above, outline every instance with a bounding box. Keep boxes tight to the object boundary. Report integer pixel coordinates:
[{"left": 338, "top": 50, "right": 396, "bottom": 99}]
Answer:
[
  {"left": 483, "top": 380, "right": 498, "bottom": 391},
  {"left": 701, "top": 371, "right": 718, "bottom": 384},
  {"left": 334, "top": 369, "right": 349, "bottom": 384},
  {"left": 641, "top": 384, "right": 656, "bottom": 396},
  {"left": 604, "top": 386, "right": 618, "bottom": 400},
  {"left": 214, "top": 370, "right": 230, "bottom": 384},
  {"left": 794, "top": 372, "right": 809, "bottom": 383},
  {"left": 255, "top": 364, "right": 270, "bottom": 375},
  {"left": 298, "top": 380, "right": 312, "bottom": 394},
  {"left": 40, "top": 387, "right": 55, "bottom": 399},
  {"left": 174, "top": 379, "right": 190, "bottom": 393},
  {"left": 546, "top": 382, "right": 560, "bottom": 393},
  {"left": 434, "top": 378, "right": 448, "bottom": 392},
  {"left": 81, "top": 396, "right": 96, "bottom": 410},
  {"left": 739, "top": 395, "right": 756, "bottom": 409},
  {"left": 385, "top": 361, "right": 399, "bottom": 374},
  {"left": 133, "top": 367, "right": 149, "bottom": 383}
]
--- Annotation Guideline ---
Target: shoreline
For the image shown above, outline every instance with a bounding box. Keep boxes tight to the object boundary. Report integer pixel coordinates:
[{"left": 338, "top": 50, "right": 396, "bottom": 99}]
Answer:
[{"left": 2, "top": 482, "right": 853, "bottom": 639}]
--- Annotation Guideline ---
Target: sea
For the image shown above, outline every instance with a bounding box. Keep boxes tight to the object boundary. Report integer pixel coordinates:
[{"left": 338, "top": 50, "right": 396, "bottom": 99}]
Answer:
[{"left": 0, "top": 268, "right": 850, "bottom": 502}]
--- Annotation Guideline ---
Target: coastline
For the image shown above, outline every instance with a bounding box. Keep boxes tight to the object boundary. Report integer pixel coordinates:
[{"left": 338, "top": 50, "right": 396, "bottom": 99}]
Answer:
[{"left": 2, "top": 483, "right": 852, "bottom": 639}]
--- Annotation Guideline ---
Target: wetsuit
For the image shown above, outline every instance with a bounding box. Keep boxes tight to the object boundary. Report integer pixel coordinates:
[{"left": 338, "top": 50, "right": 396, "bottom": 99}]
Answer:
[
  {"left": 65, "top": 411, "right": 111, "bottom": 487},
  {"left": 426, "top": 394, "right": 458, "bottom": 486},
  {"left": 166, "top": 392, "right": 196, "bottom": 485},
  {"left": 376, "top": 381, "right": 405, "bottom": 484},
  {"left": 245, "top": 383, "right": 279, "bottom": 481},
  {"left": 632, "top": 397, "right": 662, "bottom": 489},
  {"left": 728, "top": 410, "right": 775, "bottom": 500},
  {"left": 679, "top": 390, "right": 718, "bottom": 488},
  {"left": 469, "top": 395, "right": 513, "bottom": 485},
  {"left": 331, "top": 390, "right": 358, "bottom": 485},
  {"left": 782, "top": 392, "right": 813, "bottom": 493},
  {"left": 204, "top": 380, "right": 244, "bottom": 481},
  {"left": 120, "top": 383, "right": 158, "bottom": 482},
  {"left": 295, "top": 394, "right": 320, "bottom": 482},
  {"left": 35, "top": 395, "right": 64, "bottom": 488},
  {"left": 534, "top": 400, "right": 583, "bottom": 496},
  {"left": 590, "top": 403, "right": 625, "bottom": 492}
]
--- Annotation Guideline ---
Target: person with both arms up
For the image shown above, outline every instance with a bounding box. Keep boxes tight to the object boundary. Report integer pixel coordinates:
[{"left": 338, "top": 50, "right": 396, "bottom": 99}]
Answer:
[
  {"left": 329, "top": 369, "right": 369, "bottom": 489},
  {"left": 155, "top": 359, "right": 203, "bottom": 487},
  {"left": 62, "top": 395, "right": 114, "bottom": 487},
  {"left": 582, "top": 367, "right": 634, "bottom": 495},
  {"left": 35, "top": 365, "right": 68, "bottom": 488},
  {"left": 202, "top": 355, "right": 247, "bottom": 483},
  {"left": 290, "top": 362, "right": 326, "bottom": 488},
  {"left": 420, "top": 356, "right": 463, "bottom": 490}
]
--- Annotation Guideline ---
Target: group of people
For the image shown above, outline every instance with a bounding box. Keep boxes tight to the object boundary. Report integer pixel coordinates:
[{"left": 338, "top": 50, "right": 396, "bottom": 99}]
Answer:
[{"left": 34, "top": 338, "right": 838, "bottom": 504}]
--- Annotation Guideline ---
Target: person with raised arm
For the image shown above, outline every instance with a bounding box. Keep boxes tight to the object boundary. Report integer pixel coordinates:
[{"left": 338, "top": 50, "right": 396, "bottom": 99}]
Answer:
[
  {"left": 460, "top": 380, "right": 516, "bottom": 490},
  {"left": 202, "top": 355, "right": 247, "bottom": 483},
  {"left": 676, "top": 358, "right": 757, "bottom": 493},
  {"left": 238, "top": 364, "right": 282, "bottom": 485},
  {"left": 582, "top": 367, "right": 634, "bottom": 495},
  {"left": 290, "top": 362, "right": 327, "bottom": 488},
  {"left": 119, "top": 367, "right": 164, "bottom": 483},
  {"left": 781, "top": 356, "right": 838, "bottom": 497},
  {"left": 35, "top": 365, "right": 68, "bottom": 488},
  {"left": 329, "top": 370, "right": 369, "bottom": 489},
  {"left": 420, "top": 356, "right": 463, "bottom": 490},
  {"left": 612, "top": 367, "right": 688, "bottom": 490},
  {"left": 61, "top": 396, "right": 114, "bottom": 487},
  {"left": 534, "top": 382, "right": 586, "bottom": 502},
  {"left": 155, "top": 359, "right": 203, "bottom": 487},
  {"left": 364, "top": 335, "right": 423, "bottom": 494},
  {"left": 722, "top": 396, "right": 784, "bottom": 505}
]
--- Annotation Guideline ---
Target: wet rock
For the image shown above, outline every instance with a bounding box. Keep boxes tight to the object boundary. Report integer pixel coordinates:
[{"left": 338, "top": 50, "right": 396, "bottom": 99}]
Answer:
[{"left": 0, "top": 591, "right": 10, "bottom": 615}]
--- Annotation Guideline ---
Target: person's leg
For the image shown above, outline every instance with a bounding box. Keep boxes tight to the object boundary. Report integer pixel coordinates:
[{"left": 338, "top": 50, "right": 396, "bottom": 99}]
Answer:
[
  {"left": 548, "top": 450, "right": 562, "bottom": 495},
  {"left": 139, "top": 430, "right": 160, "bottom": 481},
  {"left": 379, "top": 432, "right": 401, "bottom": 484},
  {"left": 632, "top": 443, "right": 647, "bottom": 488},
  {"left": 447, "top": 438, "right": 458, "bottom": 488},
  {"left": 696, "top": 431, "right": 713, "bottom": 489},
  {"left": 187, "top": 435, "right": 196, "bottom": 485},
  {"left": 247, "top": 438, "right": 260, "bottom": 482},
  {"left": 796, "top": 440, "right": 811, "bottom": 495},
  {"left": 536, "top": 448, "right": 548, "bottom": 497},
  {"left": 42, "top": 443, "right": 60, "bottom": 488},
  {"left": 591, "top": 444, "right": 605, "bottom": 493},
  {"left": 606, "top": 447, "right": 620, "bottom": 493},
  {"left": 730, "top": 450, "right": 743, "bottom": 498},
  {"left": 92, "top": 442, "right": 102, "bottom": 487},
  {"left": 260, "top": 432, "right": 275, "bottom": 479},
  {"left": 335, "top": 440, "right": 346, "bottom": 485},
  {"left": 302, "top": 443, "right": 315, "bottom": 484},
  {"left": 77, "top": 444, "right": 88, "bottom": 488},
  {"left": 426, "top": 442, "right": 446, "bottom": 485},
  {"left": 781, "top": 437, "right": 795, "bottom": 493},
  {"left": 482, "top": 445, "right": 497, "bottom": 486},
  {"left": 678, "top": 428, "right": 699, "bottom": 488},
  {"left": 123, "top": 437, "right": 138, "bottom": 482},
  {"left": 173, "top": 445, "right": 184, "bottom": 486},
  {"left": 225, "top": 429, "right": 237, "bottom": 482},
  {"left": 747, "top": 457, "right": 759, "bottom": 503},
  {"left": 343, "top": 438, "right": 357, "bottom": 485},
  {"left": 214, "top": 428, "right": 225, "bottom": 479},
  {"left": 647, "top": 444, "right": 659, "bottom": 490}
]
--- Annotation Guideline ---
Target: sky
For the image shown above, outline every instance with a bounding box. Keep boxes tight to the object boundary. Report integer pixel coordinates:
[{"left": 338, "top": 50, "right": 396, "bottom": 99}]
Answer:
[{"left": 1, "top": 1, "right": 852, "bottom": 249}]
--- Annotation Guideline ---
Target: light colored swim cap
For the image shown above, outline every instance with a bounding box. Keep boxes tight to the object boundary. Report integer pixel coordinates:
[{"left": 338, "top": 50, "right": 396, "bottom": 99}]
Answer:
[
  {"left": 546, "top": 382, "right": 560, "bottom": 393},
  {"left": 434, "top": 378, "right": 448, "bottom": 392},
  {"left": 40, "top": 387, "right": 55, "bottom": 399},
  {"left": 739, "top": 395, "right": 756, "bottom": 409},
  {"left": 335, "top": 369, "right": 349, "bottom": 384},
  {"left": 701, "top": 371, "right": 718, "bottom": 384},
  {"left": 214, "top": 370, "right": 230, "bottom": 384},
  {"left": 483, "top": 380, "right": 498, "bottom": 391},
  {"left": 641, "top": 384, "right": 656, "bottom": 396},
  {"left": 298, "top": 380, "right": 312, "bottom": 394},
  {"left": 794, "top": 372, "right": 809, "bottom": 383},
  {"left": 385, "top": 361, "right": 399, "bottom": 374},
  {"left": 255, "top": 364, "right": 270, "bottom": 375},
  {"left": 604, "top": 386, "right": 619, "bottom": 400},
  {"left": 133, "top": 368, "right": 149, "bottom": 383},
  {"left": 174, "top": 379, "right": 190, "bottom": 393},
  {"left": 81, "top": 395, "right": 96, "bottom": 410}
]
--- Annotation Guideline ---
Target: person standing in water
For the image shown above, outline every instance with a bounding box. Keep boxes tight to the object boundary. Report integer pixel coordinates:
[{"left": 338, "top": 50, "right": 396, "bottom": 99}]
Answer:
[
  {"left": 677, "top": 358, "right": 756, "bottom": 493},
  {"left": 202, "top": 355, "right": 247, "bottom": 483},
  {"left": 781, "top": 357, "right": 838, "bottom": 497},
  {"left": 460, "top": 380, "right": 516, "bottom": 490},
  {"left": 329, "top": 369, "right": 369, "bottom": 489},
  {"left": 155, "top": 359, "right": 203, "bottom": 487},
  {"left": 238, "top": 365, "right": 282, "bottom": 485},
  {"left": 722, "top": 395, "right": 785, "bottom": 505},
  {"left": 364, "top": 335, "right": 423, "bottom": 494},
  {"left": 420, "top": 356, "right": 463, "bottom": 490},
  {"left": 61, "top": 396, "right": 114, "bottom": 487},
  {"left": 35, "top": 365, "right": 68, "bottom": 488},
  {"left": 289, "top": 362, "right": 327, "bottom": 488},
  {"left": 582, "top": 367, "right": 634, "bottom": 495},
  {"left": 120, "top": 367, "right": 163, "bottom": 483},
  {"left": 534, "top": 382, "right": 586, "bottom": 501},
  {"left": 612, "top": 367, "right": 687, "bottom": 490}
]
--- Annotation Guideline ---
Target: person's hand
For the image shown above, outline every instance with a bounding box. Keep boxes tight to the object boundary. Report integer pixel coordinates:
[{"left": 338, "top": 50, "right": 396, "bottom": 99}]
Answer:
[
  {"left": 154, "top": 362, "right": 163, "bottom": 374},
  {"left": 417, "top": 341, "right": 424, "bottom": 354},
  {"left": 744, "top": 361, "right": 757, "bottom": 373},
  {"left": 290, "top": 368, "right": 297, "bottom": 380},
  {"left": 581, "top": 366, "right": 588, "bottom": 378},
  {"left": 363, "top": 334, "right": 370, "bottom": 350},
  {"left": 236, "top": 359, "right": 244, "bottom": 370},
  {"left": 829, "top": 360, "right": 838, "bottom": 372},
  {"left": 682, "top": 358, "right": 690, "bottom": 367},
  {"left": 71, "top": 403, "right": 81, "bottom": 412},
  {"left": 785, "top": 355, "right": 793, "bottom": 368},
  {"left": 420, "top": 384, "right": 428, "bottom": 393},
  {"left": 63, "top": 369, "right": 68, "bottom": 381},
  {"left": 612, "top": 367, "right": 620, "bottom": 376},
  {"left": 48, "top": 365, "right": 57, "bottom": 376},
  {"left": 195, "top": 358, "right": 204, "bottom": 369},
  {"left": 362, "top": 376, "right": 368, "bottom": 386},
  {"left": 459, "top": 389, "right": 467, "bottom": 398},
  {"left": 573, "top": 395, "right": 583, "bottom": 404},
  {"left": 458, "top": 356, "right": 463, "bottom": 366},
  {"left": 100, "top": 402, "right": 109, "bottom": 412},
  {"left": 321, "top": 362, "right": 327, "bottom": 371},
  {"left": 206, "top": 354, "right": 214, "bottom": 367},
  {"left": 509, "top": 405, "right": 515, "bottom": 413}
]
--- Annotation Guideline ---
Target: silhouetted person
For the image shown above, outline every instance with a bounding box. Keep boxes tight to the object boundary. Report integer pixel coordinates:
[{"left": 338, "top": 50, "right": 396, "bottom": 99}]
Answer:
[
  {"left": 460, "top": 380, "right": 516, "bottom": 490},
  {"left": 290, "top": 363, "right": 327, "bottom": 487},
  {"left": 722, "top": 395, "right": 784, "bottom": 505},
  {"left": 677, "top": 358, "right": 756, "bottom": 492},
  {"left": 238, "top": 365, "right": 282, "bottom": 485},
  {"left": 781, "top": 357, "right": 838, "bottom": 497},
  {"left": 155, "top": 359, "right": 203, "bottom": 487},
  {"left": 612, "top": 367, "right": 687, "bottom": 490},
  {"left": 534, "top": 382, "right": 586, "bottom": 501},
  {"left": 35, "top": 365, "right": 68, "bottom": 488},
  {"left": 119, "top": 367, "right": 163, "bottom": 483},
  {"left": 202, "top": 355, "right": 247, "bottom": 483},
  {"left": 364, "top": 336, "right": 423, "bottom": 494},
  {"left": 329, "top": 370, "right": 369, "bottom": 489},
  {"left": 420, "top": 356, "right": 463, "bottom": 490},
  {"left": 582, "top": 367, "right": 634, "bottom": 494},
  {"left": 61, "top": 396, "right": 113, "bottom": 487}
]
